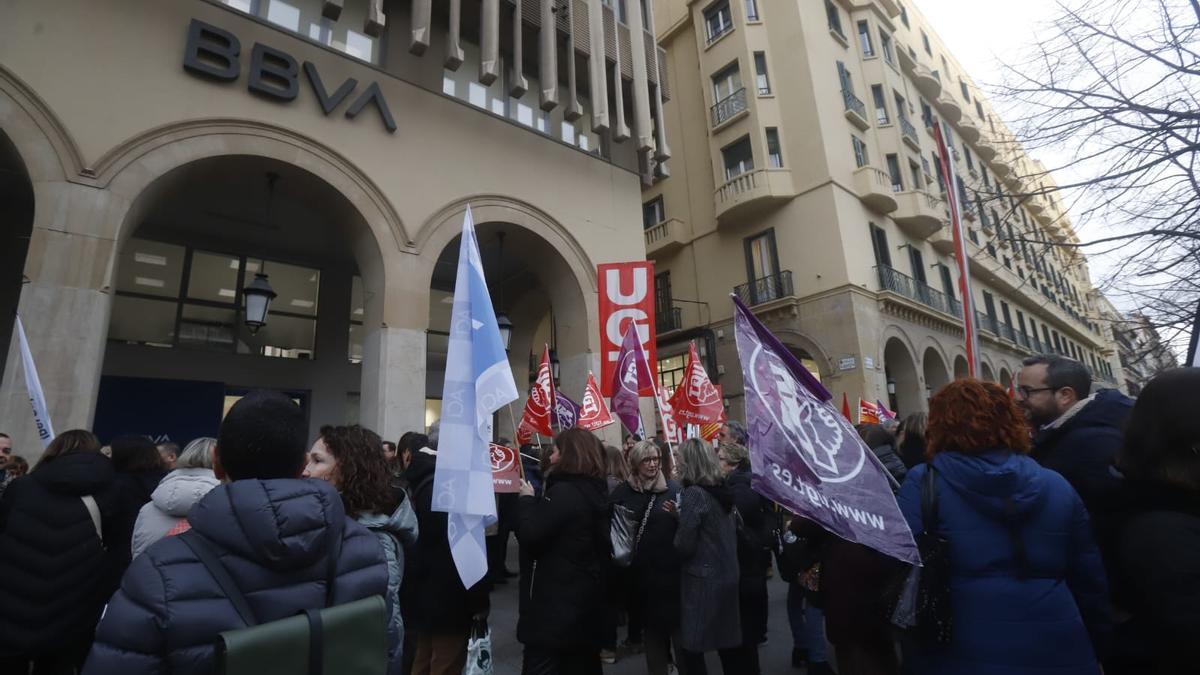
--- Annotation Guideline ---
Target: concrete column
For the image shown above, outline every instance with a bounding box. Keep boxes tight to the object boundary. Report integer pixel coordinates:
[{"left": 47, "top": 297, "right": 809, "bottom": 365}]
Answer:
[
  {"left": 625, "top": 0, "right": 654, "bottom": 152},
  {"left": 564, "top": 0, "right": 582, "bottom": 121},
  {"left": 539, "top": 0, "right": 559, "bottom": 111},
  {"left": 610, "top": 15, "right": 631, "bottom": 142},
  {"left": 446, "top": 0, "right": 465, "bottom": 70},
  {"left": 510, "top": 0, "right": 528, "bottom": 97},
  {"left": 321, "top": 0, "right": 344, "bottom": 20},
  {"left": 644, "top": 0, "right": 671, "bottom": 162},
  {"left": 410, "top": 0, "right": 431, "bottom": 55},
  {"left": 0, "top": 182, "right": 123, "bottom": 460},
  {"left": 364, "top": 0, "right": 385, "bottom": 37},
  {"left": 359, "top": 325, "right": 427, "bottom": 446},
  {"left": 586, "top": 0, "right": 610, "bottom": 133},
  {"left": 480, "top": 0, "right": 500, "bottom": 85}
]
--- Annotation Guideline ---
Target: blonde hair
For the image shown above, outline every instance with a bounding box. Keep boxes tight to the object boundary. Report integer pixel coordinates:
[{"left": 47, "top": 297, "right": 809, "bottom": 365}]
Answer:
[{"left": 676, "top": 438, "right": 724, "bottom": 487}]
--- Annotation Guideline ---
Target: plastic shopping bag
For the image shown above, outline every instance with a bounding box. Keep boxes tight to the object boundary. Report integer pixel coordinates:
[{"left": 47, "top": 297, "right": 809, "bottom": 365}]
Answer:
[{"left": 463, "top": 617, "right": 492, "bottom": 675}]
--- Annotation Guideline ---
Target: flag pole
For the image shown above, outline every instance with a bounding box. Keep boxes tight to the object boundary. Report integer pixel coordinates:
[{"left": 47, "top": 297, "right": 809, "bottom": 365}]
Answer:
[{"left": 932, "top": 122, "right": 981, "bottom": 378}]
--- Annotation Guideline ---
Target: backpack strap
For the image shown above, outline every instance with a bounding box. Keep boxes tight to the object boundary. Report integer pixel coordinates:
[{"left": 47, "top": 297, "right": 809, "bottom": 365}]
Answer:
[
  {"left": 180, "top": 530, "right": 258, "bottom": 627},
  {"left": 304, "top": 608, "right": 324, "bottom": 675},
  {"left": 323, "top": 521, "right": 343, "bottom": 608},
  {"left": 80, "top": 495, "right": 103, "bottom": 547},
  {"left": 921, "top": 466, "right": 939, "bottom": 534}
]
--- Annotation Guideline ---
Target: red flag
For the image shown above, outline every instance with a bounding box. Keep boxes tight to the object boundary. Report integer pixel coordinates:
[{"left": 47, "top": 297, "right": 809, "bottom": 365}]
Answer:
[
  {"left": 490, "top": 443, "right": 521, "bottom": 493},
  {"left": 1007, "top": 380, "right": 1016, "bottom": 399},
  {"left": 577, "top": 371, "right": 616, "bottom": 431},
  {"left": 656, "top": 387, "right": 685, "bottom": 444},
  {"left": 841, "top": 392, "right": 852, "bottom": 421},
  {"left": 519, "top": 346, "right": 555, "bottom": 436},
  {"left": 669, "top": 342, "right": 725, "bottom": 425},
  {"left": 516, "top": 417, "right": 537, "bottom": 445},
  {"left": 859, "top": 398, "right": 881, "bottom": 425},
  {"left": 932, "top": 122, "right": 981, "bottom": 379}
]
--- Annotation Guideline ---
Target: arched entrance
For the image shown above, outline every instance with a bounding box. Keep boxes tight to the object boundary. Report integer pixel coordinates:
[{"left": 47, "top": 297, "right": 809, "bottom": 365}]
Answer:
[
  {"left": 0, "top": 130, "right": 33, "bottom": 384},
  {"left": 884, "top": 337, "right": 922, "bottom": 416},
  {"left": 954, "top": 355, "right": 969, "bottom": 380},
  {"left": 425, "top": 219, "right": 592, "bottom": 441},
  {"left": 981, "top": 362, "right": 996, "bottom": 383},
  {"left": 999, "top": 368, "right": 1013, "bottom": 391},
  {"left": 96, "top": 155, "right": 385, "bottom": 444},
  {"left": 923, "top": 347, "right": 950, "bottom": 400}
]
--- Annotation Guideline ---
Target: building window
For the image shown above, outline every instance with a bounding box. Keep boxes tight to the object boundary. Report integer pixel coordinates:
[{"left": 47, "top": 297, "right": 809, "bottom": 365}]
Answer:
[
  {"left": 858, "top": 21, "right": 875, "bottom": 57},
  {"left": 975, "top": 100, "right": 985, "bottom": 120},
  {"left": 705, "top": 1, "right": 734, "bottom": 43},
  {"left": 711, "top": 62, "right": 742, "bottom": 101},
  {"left": 825, "top": 0, "right": 844, "bottom": 38},
  {"left": 602, "top": 0, "right": 628, "bottom": 23},
  {"left": 745, "top": 0, "right": 759, "bottom": 21},
  {"left": 964, "top": 148, "right": 974, "bottom": 172},
  {"left": 643, "top": 197, "right": 665, "bottom": 230},
  {"left": 880, "top": 30, "right": 894, "bottom": 65},
  {"left": 886, "top": 154, "right": 904, "bottom": 192},
  {"left": 223, "top": 0, "right": 379, "bottom": 63},
  {"left": 959, "top": 79, "right": 970, "bottom": 102},
  {"left": 766, "top": 128, "right": 784, "bottom": 168},
  {"left": 909, "top": 160, "right": 922, "bottom": 192},
  {"left": 111, "top": 237, "right": 319, "bottom": 359},
  {"left": 909, "top": 247, "right": 928, "bottom": 285},
  {"left": 968, "top": 228, "right": 979, "bottom": 245},
  {"left": 921, "top": 101, "right": 933, "bottom": 128},
  {"left": 871, "top": 85, "right": 889, "bottom": 125},
  {"left": 657, "top": 351, "right": 688, "bottom": 396},
  {"left": 852, "top": 135, "right": 869, "bottom": 168},
  {"left": 938, "top": 263, "right": 956, "bottom": 300},
  {"left": 745, "top": 229, "right": 779, "bottom": 284},
  {"left": 921, "top": 30, "right": 931, "bottom": 55},
  {"left": 869, "top": 223, "right": 892, "bottom": 267},
  {"left": 754, "top": 52, "right": 771, "bottom": 95},
  {"left": 722, "top": 136, "right": 754, "bottom": 180},
  {"left": 899, "top": 3, "right": 910, "bottom": 27}
]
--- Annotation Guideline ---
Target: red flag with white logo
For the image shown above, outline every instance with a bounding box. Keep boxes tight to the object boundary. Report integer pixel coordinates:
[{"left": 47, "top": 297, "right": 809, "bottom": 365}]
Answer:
[
  {"left": 578, "top": 371, "right": 616, "bottom": 431},
  {"left": 669, "top": 342, "right": 724, "bottom": 425},
  {"left": 519, "top": 345, "right": 555, "bottom": 436}
]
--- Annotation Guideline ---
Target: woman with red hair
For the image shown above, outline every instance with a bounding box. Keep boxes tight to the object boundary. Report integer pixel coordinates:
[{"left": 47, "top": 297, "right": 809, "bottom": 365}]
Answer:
[{"left": 897, "top": 379, "right": 1109, "bottom": 675}]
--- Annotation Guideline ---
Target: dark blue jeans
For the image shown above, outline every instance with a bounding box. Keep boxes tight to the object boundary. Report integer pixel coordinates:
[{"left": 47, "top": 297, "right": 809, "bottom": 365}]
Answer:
[{"left": 787, "top": 582, "right": 829, "bottom": 663}]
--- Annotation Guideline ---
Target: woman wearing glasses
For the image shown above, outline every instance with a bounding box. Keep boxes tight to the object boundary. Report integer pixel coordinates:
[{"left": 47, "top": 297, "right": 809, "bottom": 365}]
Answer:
[{"left": 609, "top": 440, "right": 684, "bottom": 675}]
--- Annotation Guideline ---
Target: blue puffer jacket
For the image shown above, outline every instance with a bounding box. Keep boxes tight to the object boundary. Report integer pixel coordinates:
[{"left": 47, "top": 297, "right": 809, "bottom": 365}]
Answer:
[
  {"left": 82, "top": 479, "right": 391, "bottom": 675},
  {"left": 897, "top": 451, "right": 1110, "bottom": 675}
]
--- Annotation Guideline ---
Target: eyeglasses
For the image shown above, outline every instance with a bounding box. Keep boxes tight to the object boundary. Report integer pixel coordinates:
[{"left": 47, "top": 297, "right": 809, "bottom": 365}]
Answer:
[
  {"left": 1016, "top": 385, "right": 1057, "bottom": 399},
  {"left": 640, "top": 457, "right": 661, "bottom": 464}
]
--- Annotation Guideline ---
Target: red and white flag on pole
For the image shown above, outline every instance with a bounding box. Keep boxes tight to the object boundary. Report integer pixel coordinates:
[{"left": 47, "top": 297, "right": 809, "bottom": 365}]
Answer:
[
  {"left": 669, "top": 342, "right": 725, "bottom": 425},
  {"left": 859, "top": 398, "right": 881, "bottom": 424},
  {"left": 519, "top": 345, "right": 555, "bottom": 437},
  {"left": 656, "top": 387, "right": 685, "bottom": 445},
  {"left": 577, "top": 372, "right": 616, "bottom": 431},
  {"left": 932, "top": 122, "right": 981, "bottom": 379}
]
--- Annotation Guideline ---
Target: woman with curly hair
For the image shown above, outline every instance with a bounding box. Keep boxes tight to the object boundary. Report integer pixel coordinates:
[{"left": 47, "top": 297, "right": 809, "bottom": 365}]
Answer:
[
  {"left": 304, "top": 424, "right": 418, "bottom": 674},
  {"left": 896, "top": 379, "right": 1109, "bottom": 675}
]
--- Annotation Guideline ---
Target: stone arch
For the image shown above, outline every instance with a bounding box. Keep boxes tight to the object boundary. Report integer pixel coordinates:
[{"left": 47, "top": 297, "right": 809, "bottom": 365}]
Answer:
[
  {"left": 771, "top": 328, "right": 835, "bottom": 380},
  {"left": 883, "top": 335, "right": 923, "bottom": 416},
  {"left": 879, "top": 324, "right": 921, "bottom": 373},
  {"left": 922, "top": 346, "right": 951, "bottom": 398},
  {"left": 981, "top": 359, "right": 997, "bottom": 383},
  {"left": 999, "top": 367, "right": 1013, "bottom": 390},
  {"left": 0, "top": 66, "right": 83, "bottom": 183},
  {"left": 953, "top": 354, "right": 969, "bottom": 379}
]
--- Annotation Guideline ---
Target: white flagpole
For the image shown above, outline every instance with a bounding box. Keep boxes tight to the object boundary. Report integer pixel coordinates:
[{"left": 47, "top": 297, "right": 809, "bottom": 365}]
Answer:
[{"left": 15, "top": 315, "right": 55, "bottom": 448}]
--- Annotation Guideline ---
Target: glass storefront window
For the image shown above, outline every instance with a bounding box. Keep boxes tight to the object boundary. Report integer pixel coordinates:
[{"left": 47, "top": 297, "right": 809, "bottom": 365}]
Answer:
[
  {"left": 349, "top": 275, "right": 364, "bottom": 364},
  {"left": 109, "top": 296, "right": 177, "bottom": 346},
  {"left": 425, "top": 399, "right": 442, "bottom": 431},
  {"left": 179, "top": 304, "right": 238, "bottom": 351},
  {"left": 116, "top": 240, "right": 185, "bottom": 299},
  {"left": 245, "top": 260, "right": 319, "bottom": 317},
  {"left": 187, "top": 251, "right": 241, "bottom": 303},
  {"left": 249, "top": 313, "right": 316, "bottom": 358},
  {"left": 657, "top": 352, "right": 688, "bottom": 396}
]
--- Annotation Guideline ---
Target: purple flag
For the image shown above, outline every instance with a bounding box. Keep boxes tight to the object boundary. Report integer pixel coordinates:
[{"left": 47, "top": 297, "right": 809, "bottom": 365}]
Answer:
[
  {"left": 732, "top": 295, "right": 919, "bottom": 565},
  {"left": 555, "top": 392, "right": 583, "bottom": 429},
  {"left": 611, "top": 323, "right": 652, "bottom": 439}
]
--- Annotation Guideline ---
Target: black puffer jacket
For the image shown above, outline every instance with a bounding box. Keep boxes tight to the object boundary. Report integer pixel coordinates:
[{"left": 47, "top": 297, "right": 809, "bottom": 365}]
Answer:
[
  {"left": 110, "top": 468, "right": 166, "bottom": 569},
  {"left": 870, "top": 443, "right": 909, "bottom": 488},
  {"left": 400, "top": 451, "right": 490, "bottom": 633},
  {"left": 82, "top": 478, "right": 390, "bottom": 675},
  {"left": 517, "top": 472, "right": 611, "bottom": 649},
  {"left": 0, "top": 451, "right": 121, "bottom": 657}
]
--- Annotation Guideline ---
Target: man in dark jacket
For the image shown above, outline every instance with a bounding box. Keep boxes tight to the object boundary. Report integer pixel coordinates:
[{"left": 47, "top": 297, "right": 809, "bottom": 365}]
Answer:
[
  {"left": 719, "top": 442, "right": 770, "bottom": 674},
  {"left": 1017, "top": 355, "right": 1133, "bottom": 511},
  {"left": 401, "top": 438, "right": 490, "bottom": 675},
  {"left": 83, "top": 391, "right": 391, "bottom": 675}
]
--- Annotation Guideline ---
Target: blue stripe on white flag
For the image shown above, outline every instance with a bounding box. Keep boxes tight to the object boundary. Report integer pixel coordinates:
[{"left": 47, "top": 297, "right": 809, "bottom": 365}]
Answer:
[{"left": 432, "top": 206, "right": 519, "bottom": 589}]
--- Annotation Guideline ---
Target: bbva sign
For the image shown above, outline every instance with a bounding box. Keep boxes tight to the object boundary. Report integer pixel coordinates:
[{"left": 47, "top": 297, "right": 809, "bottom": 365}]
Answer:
[{"left": 183, "top": 18, "right": 397, "bottom": 133}]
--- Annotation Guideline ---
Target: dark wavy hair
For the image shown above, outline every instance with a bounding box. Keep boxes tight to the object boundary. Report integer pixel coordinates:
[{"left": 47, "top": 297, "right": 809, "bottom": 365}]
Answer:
[
  {"left": 319, "top": 425, "right": 398, "bottom": 518},
  {"left": 552, "top": 428, "right": 606, "bottom": 478},
  {"left": 927, "top": 379, "right": 1031, "bottom": 456},
  {"left": 38, "top": 429, "right": 102, "bottom": 466},
  {"left": 110, "top": 434, "right": 165, "bottom": 472},
  {"left": 1118, "top": 368, "right": 1200, "bottom": 490}
]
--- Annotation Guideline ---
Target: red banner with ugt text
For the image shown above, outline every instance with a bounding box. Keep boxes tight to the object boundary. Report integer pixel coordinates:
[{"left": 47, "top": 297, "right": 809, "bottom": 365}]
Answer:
[{"left": 599, "top": 262, "right": 657, "bottom": 397}]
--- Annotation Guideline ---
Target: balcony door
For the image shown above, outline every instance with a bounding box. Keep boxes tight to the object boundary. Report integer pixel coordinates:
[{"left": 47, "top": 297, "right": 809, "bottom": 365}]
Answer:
[{"left": 744, "top": 229, "right": 780, "bottom": 304}]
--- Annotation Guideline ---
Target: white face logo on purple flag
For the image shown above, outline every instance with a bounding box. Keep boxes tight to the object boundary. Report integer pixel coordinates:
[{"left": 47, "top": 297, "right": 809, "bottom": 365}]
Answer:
[{"left": 751, "top": 347, "right": 866, "bottom": 483}]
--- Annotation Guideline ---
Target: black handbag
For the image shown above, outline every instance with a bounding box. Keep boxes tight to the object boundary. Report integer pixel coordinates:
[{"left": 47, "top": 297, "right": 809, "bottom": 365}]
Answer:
[{"left": 888, "top": 466, "right": 953, "bottom": 645}]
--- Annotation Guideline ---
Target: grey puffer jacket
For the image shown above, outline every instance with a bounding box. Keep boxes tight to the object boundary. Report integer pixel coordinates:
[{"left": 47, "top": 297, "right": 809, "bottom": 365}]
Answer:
[
  {"left": 357, "top": 495, "right": 418, "bottom": 675},
  {"left": 131, "top": 468, "right": 220, "bottom": 558}
]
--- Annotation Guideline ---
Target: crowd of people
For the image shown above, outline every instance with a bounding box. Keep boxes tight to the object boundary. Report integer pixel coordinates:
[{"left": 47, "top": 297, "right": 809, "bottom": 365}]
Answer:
[{"left": 0, "top": 354, "right": 1195, "bottom": 675}]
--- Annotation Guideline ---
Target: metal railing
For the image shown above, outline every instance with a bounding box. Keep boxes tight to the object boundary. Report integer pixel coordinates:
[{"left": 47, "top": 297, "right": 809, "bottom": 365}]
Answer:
[
  {"left": 900, "top": 117, "right": 919, "bottom": 146},
  {"left": 877, "top": 265, "right": 962, "bottom": 318},
  {"left": 999, "top": 323, "right": 1018, "bottom": 343},
  {"left": 734, "top": 270, "right": 794, "bottom": 306},
  {"left": 976, "top": 310, "right": 999, "bottom": 336},
  {"left": 656, "top": 307, "right": 683, "bottom": 333},
  {"left": 710, "top": 87, "right": 748, "bottom": 127},
  {"left": 842, "top": 87, "right": 867, "bottom": 120},
  {"left": 706, "top": 21, "right": 733, "bottom": 45}
]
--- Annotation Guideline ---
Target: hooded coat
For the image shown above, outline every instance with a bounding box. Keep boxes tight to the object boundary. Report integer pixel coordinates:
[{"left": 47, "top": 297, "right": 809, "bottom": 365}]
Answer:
[
  {"left": 358, "top": 496, "right": 419, "bottom": 675},
  {"left": 82, "top": 479, "right": 391, "bottom": 675},
  {"left": 0, "top": 452, "right": 121, "bottom": 657},
  {"left": 130, "top": 467, "right": 221, "bottom": 558},
  {"left": 517, "top": 472, "right": 611, "bottom": 649},
  {"left": 897, "top": 451, "right": 1110, "bottom": 675}
]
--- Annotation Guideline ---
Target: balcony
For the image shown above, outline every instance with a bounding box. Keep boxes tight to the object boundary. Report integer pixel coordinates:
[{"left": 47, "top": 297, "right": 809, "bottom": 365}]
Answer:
[
  {"left": 900, "top": 117, "right": 921, "bottom": 151},
  {"left": 1040, "top": 210, "right": 1058, "bottom": 229},
  {"left": 958, "top": 117, "right": 981, "bottom": 143},
  {"left": 644, "top": 218, "right": 690, "bottom": 258},
  {"left": 656, "top": 306, "right": 683, "bottom": 334},
  {"left": 976, "top": 310, "right": 999, "bottom": 336},
  {"left": 936, "top": 92, "right": 962, "bottom": 123},
  {"left": 877, "top": 265, "right": 963, "bottom": 318},
  {"left": 710, "top": 87, "right": 748, "bottom": 129},
  {"left": 893, "top": 189, "right": 946, "bottom": 239},
  {"left": 843, "top": 88, "right": 870, "bottom": 130},
  {"left": 734, "top": 270, "right": 794, "bottom": 307},
  {"left": 913, "top": 64, "right": 941, "bottom": 99},
  {"left": 981, "top": 213, "right": 995, "bottom": 236},
  {"left": 1025, "top": 195, "right": 1045, "bottom": 215},
  {"left": 853, "top": 166, "right": 899, "bottom": 213},
  {"left": 976, "top": 139, "right": 997, "bottom": 161},
  {"left": 714, "top": 168, "right": 796, "bottom": 223},
  {"left": 998, "top": 323, "right": 1018, "bottom": 343},
  {"left": 931, "top": 223, "right": 956, "bottom": 254},
  {"left": 989, "top": 154, "right": 1011, "bottom": 177},
  {"left": 898, "top": 46, "right": 917, "bottom": 74}
]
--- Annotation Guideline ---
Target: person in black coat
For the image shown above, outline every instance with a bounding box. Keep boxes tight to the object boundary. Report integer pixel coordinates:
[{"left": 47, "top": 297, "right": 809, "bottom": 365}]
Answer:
[
  {"left": 401, "top": 440, "right": 490, "bottom": 675},
  {"left": 857, "top": 424, "right": 908, "bottom": 487},
  {"left": 1107, "top": 368, "right": 1200, "bottom": 675},
  {"left": 718, "top": 441, "right": 770, "bottom": 675},
  {"left": 0, "top": 430, "right": 121, "bottom": 674},
  {"left": 108, "top": 434, "right": 167, "bottom": 569},
  {"left": 516, "top": 428, "right": 611, "bottom": 675},
  {"left": 610, "top": 440, "right": 683, "bottom": 675}
]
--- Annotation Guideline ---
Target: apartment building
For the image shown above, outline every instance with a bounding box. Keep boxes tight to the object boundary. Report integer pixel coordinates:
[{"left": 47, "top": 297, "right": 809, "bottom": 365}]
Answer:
[
  {"left": 0, "top": 0, "right": 668, "bottom": 455},
  {"left": 1113, "top": 313, "right": 1177, "bottom": 397},
  {"left": 643, "top": 0, "right": 1124, "bottom": 418}
]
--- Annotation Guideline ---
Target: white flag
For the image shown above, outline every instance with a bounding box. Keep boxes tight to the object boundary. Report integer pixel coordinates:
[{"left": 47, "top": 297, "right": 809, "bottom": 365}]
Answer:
[
  {"left": 432, "top": 206, "right": 520, "bottom": 588},
  {"left": 15, "top": 315, "right": 55, "bottom": 448}
]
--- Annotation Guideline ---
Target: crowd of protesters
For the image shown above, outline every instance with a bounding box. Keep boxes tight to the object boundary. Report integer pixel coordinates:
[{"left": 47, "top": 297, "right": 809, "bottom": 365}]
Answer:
[{"left": 0, "top": 355, "right": 1196, "bottom": 674}]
